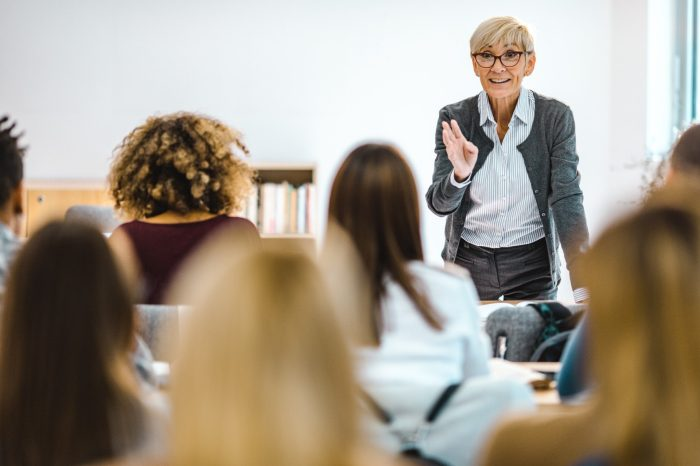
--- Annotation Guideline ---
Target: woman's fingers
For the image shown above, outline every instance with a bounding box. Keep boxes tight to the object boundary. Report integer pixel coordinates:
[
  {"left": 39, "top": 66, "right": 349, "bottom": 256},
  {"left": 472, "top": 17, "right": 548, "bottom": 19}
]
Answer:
[
  {"left": 442, "top": 127, "right": 456, "bottom": 149},
  {"left": 450, "top": 119, "right": 466, "bottom": 141},
  {"left": 441, "top": 121, "right": 455, "bottom": 143}
]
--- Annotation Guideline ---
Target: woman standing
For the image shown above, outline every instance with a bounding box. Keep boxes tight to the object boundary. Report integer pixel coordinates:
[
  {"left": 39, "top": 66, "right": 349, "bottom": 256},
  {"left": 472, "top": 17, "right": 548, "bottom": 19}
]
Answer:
[{"left": 426, "top": 16, "right": 589, "bottom": 301}]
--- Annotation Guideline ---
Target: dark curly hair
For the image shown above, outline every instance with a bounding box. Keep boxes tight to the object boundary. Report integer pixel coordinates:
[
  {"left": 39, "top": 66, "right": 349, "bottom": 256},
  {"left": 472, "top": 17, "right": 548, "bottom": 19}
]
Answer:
[
  {"left": 0, "top": 116, "right": 25, "bottom": 208},
  {"left": 109, "top": 112, "right": 255, "bottom": 219}
]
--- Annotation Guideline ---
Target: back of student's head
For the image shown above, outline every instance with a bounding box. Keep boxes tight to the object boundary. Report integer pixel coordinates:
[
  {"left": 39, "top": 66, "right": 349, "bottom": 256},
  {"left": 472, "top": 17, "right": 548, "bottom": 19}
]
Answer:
[
  {"left": 583, "top": 187, "right": 700, "bottom": 465},
  {"left": 172, "top": 249, "right": 359, "bottom": 466},
  {"left": 328, "top": 143, "right": 440, "bottom": 344},
  {"left": 109, "top": 112, "right": 254, "bottom": 219},
  {"left": 0, "top": 221, "right": 145, "bottom": 465},
  {"left": 670, "top": 123, "right": 700, "bottom": 177},
  {"left": 0, "top": 115, "right": 25, "bottom": 209}
]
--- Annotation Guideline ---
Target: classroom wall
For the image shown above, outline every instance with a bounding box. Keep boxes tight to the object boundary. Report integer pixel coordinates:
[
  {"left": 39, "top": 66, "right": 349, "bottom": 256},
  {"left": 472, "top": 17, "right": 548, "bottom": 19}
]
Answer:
[{"left": 0, "top": 0, "right": 649, "bottom": 301}]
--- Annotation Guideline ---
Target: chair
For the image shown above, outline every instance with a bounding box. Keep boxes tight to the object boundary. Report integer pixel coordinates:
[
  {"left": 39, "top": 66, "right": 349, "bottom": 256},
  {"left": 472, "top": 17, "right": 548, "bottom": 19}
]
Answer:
[
  {"left": 485, "top": 305, "right": 545, "bottom": 361},
  {"left": 135, "top": 304, "right": 181, "bottom": 362},
  {"left": 64, "top": 205, "right": 121, "bottom": 234},
  {"left": 485, "top": 303, "right": 588, "bottom": 362}
]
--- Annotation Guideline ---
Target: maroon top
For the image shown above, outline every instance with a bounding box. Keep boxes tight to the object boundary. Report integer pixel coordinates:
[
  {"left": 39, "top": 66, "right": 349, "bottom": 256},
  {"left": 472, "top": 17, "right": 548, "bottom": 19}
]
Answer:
[{"left": 115, "top": 215, "right": 259, "bottom": 304}]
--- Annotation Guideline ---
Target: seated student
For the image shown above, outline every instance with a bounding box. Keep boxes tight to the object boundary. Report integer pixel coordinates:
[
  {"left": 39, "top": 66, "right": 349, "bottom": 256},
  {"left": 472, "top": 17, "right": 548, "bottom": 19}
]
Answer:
[
  {"left": 0, "top": 115, "right": 25, "bottom": 292},
  {"left": 108, "top": 112, "right": 259, "bottom": 304},
  {"left": 479, "top": 186, "right": 700, "bottom": 466},
  {"left": 0, "top": 221, "right": 166, "bottom": 466},
  {"left": 556, "top": 123, "right": 700, "bottom": 402},
  {"left": 328, "top": 143, "right": 490, "bottom": 385},
  {"left": 326, "top": 143, "right": 532, "bottom": 465},
  {"left": 170, "top": 249, "right": 401, "bottom": 466},
  {"left": 666, "top": 122, "right": 700, "bottom": 180}
]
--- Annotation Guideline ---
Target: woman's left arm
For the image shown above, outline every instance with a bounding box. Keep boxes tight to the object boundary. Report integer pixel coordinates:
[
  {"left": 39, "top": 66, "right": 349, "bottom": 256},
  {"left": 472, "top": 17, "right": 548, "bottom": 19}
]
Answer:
[{"left": 549, "top": 106, "right": 589, "bottom": 291}]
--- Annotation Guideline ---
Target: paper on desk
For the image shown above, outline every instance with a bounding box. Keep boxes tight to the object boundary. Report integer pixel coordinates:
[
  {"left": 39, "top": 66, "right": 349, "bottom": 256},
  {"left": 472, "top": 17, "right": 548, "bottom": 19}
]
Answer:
[{"left": 489, "top": 358, "right": 546, "bottom": 385}]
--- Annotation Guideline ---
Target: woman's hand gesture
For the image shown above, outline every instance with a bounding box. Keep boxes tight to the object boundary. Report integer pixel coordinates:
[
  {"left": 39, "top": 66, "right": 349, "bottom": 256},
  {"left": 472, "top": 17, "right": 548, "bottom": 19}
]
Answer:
[{"left": 442, "top": 119, "right": 478, "bottom": 182}]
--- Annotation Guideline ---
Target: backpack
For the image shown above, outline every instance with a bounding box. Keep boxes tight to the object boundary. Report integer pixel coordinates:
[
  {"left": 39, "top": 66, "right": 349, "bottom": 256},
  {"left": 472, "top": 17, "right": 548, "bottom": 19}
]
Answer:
[
  {"left": 362, "top": 384, "right": 461, "bottom": 466},
  {"left": 528, "top": 302, "right": 585, "bottom": 362}
]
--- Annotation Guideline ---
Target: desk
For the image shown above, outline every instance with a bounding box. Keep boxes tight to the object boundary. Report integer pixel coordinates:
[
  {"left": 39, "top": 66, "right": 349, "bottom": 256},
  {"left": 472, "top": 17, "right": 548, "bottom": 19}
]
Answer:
[{"left": 513, "top": 361, "right": 562, "bottom": 408}]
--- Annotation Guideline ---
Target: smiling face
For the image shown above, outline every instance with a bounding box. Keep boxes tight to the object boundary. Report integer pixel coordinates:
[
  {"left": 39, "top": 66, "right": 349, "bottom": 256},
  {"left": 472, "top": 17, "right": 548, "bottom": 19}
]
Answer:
[{"left": 472, "top": 42, "right": 536, "bottom": 102}]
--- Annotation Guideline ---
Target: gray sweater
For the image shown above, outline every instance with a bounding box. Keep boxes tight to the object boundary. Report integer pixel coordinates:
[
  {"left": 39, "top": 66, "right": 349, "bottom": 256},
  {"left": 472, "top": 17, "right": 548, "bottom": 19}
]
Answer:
[{"left": 425, "top": 92, "right": 589, "bottom": 290}]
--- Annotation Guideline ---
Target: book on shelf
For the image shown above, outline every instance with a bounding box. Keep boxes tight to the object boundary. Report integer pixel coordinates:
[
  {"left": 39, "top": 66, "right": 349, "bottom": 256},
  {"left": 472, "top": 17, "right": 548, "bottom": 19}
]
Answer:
[{"left": 243, "top": 181, "right": 316, "bottom": 235}]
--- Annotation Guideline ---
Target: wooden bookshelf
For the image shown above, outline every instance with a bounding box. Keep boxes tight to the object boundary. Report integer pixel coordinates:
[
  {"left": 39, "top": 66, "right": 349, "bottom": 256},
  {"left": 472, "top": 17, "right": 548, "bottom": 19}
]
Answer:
[
  {"left": 244, "top": 164, "right": 317, "bottom": 243},
  {"left": 22, "top": 164, "right": 318, "bottom": 252}
]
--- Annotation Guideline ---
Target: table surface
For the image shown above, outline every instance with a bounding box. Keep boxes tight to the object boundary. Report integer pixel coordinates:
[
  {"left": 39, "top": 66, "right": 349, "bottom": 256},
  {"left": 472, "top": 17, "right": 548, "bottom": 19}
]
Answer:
[{"left": 511, "top": 361, "right": 562, "bottom": 407}]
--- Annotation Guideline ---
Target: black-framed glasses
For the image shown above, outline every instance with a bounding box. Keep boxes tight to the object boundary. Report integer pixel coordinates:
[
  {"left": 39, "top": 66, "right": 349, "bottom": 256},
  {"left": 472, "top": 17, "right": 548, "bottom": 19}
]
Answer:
[{"left": 472, "top": 50, "right": 530, "bottom": 68}]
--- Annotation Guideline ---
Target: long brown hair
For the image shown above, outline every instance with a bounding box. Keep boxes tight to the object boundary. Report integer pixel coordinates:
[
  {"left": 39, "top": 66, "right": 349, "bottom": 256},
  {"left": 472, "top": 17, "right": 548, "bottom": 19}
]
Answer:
[
  {"left": 328, "top": 143, "right": 442, "bottom": 345},
  {"left": 584, "top": 191, "right": 700, "bottom": 465},
  {"left": 0, "top": 221, "right": 146, "bottom": 466},
  {"left": 172, "top": 250, "right": 359, "bottom": 466}
]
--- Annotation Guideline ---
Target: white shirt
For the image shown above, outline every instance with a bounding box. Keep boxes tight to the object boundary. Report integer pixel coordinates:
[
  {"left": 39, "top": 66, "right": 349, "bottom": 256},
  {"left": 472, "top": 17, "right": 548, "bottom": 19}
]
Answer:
[
  {"left": 452, "top": 88, "right": 544, "bottom": 248},
  {"left": 356, "top": 261, "right": 490, "bottom": 388},
  {"left": 0, "top": 222, "right": 21, "bottom": 292}
]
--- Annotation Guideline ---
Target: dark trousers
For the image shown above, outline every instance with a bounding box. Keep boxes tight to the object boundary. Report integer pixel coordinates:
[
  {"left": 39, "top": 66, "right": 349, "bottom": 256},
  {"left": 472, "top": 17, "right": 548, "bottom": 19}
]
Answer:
[{"left": 454, "top": 238, "right": 558, "bottom": 301}]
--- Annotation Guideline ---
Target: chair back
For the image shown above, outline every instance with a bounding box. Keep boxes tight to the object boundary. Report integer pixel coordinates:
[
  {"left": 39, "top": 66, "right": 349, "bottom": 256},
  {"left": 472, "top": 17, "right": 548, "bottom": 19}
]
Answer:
[
  {"left": 64, "top": 205, "right": 121, "bottom": 234},
  {"left": 135, "top": 304, "right": 181, "bottom": 362},
  {"left": 484, "top": 306, "right": 545, "bottom": 361}
]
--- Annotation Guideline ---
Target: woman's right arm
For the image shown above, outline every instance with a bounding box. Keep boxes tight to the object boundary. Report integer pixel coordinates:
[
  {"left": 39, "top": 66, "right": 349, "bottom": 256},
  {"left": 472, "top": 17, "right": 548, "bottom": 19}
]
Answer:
[{"left": 425, "top": 108, "right": 478, "bottom": 216}]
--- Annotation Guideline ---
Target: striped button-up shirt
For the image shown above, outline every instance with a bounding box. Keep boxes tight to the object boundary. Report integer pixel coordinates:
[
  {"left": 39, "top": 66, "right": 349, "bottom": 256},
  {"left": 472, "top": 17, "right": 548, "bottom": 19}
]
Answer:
[{"left": 452, "top": 87, "right": 544, "bottom": 248}]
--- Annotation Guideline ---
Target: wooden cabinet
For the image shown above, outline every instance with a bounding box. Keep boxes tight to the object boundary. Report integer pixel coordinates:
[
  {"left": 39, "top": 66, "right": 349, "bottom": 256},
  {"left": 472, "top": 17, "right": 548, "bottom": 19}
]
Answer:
[{"left": 23, "top": 181, "right": 112, "bottom": 237}]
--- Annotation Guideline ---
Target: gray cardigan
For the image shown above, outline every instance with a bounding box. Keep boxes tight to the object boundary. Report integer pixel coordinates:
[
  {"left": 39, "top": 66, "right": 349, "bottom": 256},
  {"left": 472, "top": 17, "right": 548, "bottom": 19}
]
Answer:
[{"left": 425, "top": 92, "right": 589, "bottom": 290}]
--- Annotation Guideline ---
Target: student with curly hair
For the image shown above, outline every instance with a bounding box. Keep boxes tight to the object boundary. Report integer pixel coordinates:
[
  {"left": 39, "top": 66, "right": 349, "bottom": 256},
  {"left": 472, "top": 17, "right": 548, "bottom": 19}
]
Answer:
[
  {"left": 109, "top": 112, "right": 259, "bottom": 304},
  {"left": 0, "top": 115, "right": 25, "bottom": 292}
]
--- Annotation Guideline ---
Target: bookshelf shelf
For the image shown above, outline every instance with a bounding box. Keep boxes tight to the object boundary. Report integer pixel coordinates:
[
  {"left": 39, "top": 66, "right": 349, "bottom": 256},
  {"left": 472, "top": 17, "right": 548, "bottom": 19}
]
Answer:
[{"left": 244, "top": 163, "right": 317, "bottom": 240}]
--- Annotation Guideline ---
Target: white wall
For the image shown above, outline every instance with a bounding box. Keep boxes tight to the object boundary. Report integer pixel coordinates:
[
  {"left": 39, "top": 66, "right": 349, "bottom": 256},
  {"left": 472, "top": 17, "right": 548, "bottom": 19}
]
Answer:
[{"left": 1, "top": 0, "right": 649, "bottom": 300}]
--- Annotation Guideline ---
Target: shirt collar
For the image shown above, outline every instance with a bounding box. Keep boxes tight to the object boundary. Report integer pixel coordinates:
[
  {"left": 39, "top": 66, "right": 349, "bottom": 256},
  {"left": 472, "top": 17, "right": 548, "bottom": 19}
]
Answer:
[
  {"left": 477, "top": 91, "right": 494, "bottom": 127},
  {"left": 512, "top": 87, "right": 532, "bottom": 125},
  {"left": 477, "top": 87, "right": 532, "bottom": 127}
]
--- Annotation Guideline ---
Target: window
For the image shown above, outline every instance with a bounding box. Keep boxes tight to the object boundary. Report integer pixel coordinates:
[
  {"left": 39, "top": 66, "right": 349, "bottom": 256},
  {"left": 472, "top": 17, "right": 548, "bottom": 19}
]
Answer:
[{"left": 646, "top": 0, "right": 698, "bottom": 158}]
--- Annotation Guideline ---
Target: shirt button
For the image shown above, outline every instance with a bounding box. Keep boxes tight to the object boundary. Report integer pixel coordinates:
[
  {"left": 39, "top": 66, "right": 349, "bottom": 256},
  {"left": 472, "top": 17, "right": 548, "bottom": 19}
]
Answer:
[
  {"left": 541, "top": 212, "right": 546, "bottom": 217},
  {"left": 534, "top": 189, "right": 540, "bottom": 194}
]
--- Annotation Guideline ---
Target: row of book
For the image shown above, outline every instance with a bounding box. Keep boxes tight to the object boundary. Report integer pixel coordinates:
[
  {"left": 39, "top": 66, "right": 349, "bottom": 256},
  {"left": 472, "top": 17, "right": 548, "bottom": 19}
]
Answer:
[{"left": 241, "top": 182, "right": 316, "bottom": 235}]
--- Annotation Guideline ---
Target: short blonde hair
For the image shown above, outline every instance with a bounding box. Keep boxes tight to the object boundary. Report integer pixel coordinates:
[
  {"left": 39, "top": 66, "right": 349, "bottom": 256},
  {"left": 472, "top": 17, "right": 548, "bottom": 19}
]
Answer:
[
  {"left": 171, "top": 250, "right": 359, "bottom": 466},
  {"left": 109, "top": 112, "right": 254, "bottom": 219},
  {"left": 470, "top": 16, "right": 535, "bottom": 54}
]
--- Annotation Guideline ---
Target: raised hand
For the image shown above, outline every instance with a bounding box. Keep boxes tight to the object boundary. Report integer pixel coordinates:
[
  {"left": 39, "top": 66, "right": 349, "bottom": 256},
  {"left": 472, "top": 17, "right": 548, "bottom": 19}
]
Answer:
[{"left": 442, "top": 119, "right": 478, "bottom": 182}]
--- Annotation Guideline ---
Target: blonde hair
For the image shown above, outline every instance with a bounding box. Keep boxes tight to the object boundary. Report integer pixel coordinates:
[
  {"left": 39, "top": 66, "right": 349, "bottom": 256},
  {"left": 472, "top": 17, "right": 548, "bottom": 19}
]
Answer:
[
  {"left": 584, "top": 184, "right": 700, "bottom": 465},
  {"left": 470, "top": 16, "right": 535, "bottom": 54},
  {"left": 109, "top": 112, "right": 254, "bottom": 219},
  {"left": 171, "top": 250, "right": 359, "bottom": 466}
]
